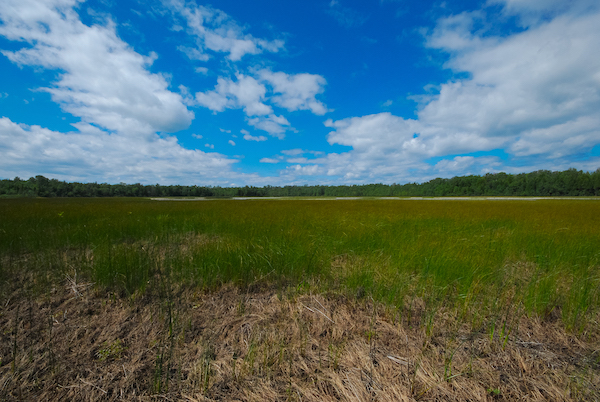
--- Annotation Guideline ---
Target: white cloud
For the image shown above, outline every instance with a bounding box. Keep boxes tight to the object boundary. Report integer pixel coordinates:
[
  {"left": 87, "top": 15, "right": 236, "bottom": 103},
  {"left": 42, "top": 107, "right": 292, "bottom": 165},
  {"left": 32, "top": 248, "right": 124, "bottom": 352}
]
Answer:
[
  {"left": 325, "top": 113, "right": 421, "bottom": 154},
  {"left": 0, "top": 117, "right": 236, "bottom": 184},
  {"left": 425, "top": 11, "right": 488, "bottom": 52},
  {"left": 204, "top": 143, "right": 214, "bottom": 149},
  {"left": 284, "top": 164, "right": 322, "bottom": 176},
  {"left": 0, "top": 0, "right": 194, "bottom": 137},
  {"left": 196, "top": 70, "right": 328, "bottom": 135},
  {"left": 228, "top": 140, "right": 235, "bottom": 146},
  {"left": 286, "top": 157, "right": 310, "bottom": 164},
  {"left": 192, "top": 133, "right": 203, "bottom": 139},
  {"left": 0, "top": 0, "right": 254, "bottom": 185},
  {"left": 320, "top": 113, "right": 431, "bottom": 182},
  {"left": 281, "top": 148, "right": 325, "bottom": 157},
  {"left": 509, "top": 115, "right": 600, "bottom": 158},
  {"left": 247, "top": 114, "right": 291, "bottom": 139},
  {"left": 178, "top": 45, "right": 210, "bottom": 61},
  {"left": 434, "top": 156, "right": 501, "bottom": 175},
  {"left": 259, "top": 157, "right": 280, "bottom": 163},
  {"left": 168, "top": 0, "right": 284, "bottom": 62},
  {"left": 308, "top": 2, "right": 600, "bottom": 183},
  {"left": 421, "top": 5, "right": 600, "bottom": 156},
  {"left": 258, "top": 70, "right": 328, "bottom": 115},
  {"left": 243, "top": 133, "right": 268, "bottom": 142},
  {"left": 488, "top": 0, "right": 598, "bottom": 27},
  {"left": 281, "top": 149, "right": 304, "bottom": 156},
  {"left": 196, "top": 74, "right": 272, "bottom": 115}
]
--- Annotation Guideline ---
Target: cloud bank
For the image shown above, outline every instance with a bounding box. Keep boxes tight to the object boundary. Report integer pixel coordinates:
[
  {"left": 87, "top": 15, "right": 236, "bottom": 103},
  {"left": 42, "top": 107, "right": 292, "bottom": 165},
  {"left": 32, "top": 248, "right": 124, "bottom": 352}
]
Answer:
[
  {"left": 0, "top": 0, "right": 246, "bottom": 184},
  {"left": 312, "top": 0, "right": 600, "bottom": 183},
  {"left": 0, "top": 117, "right": 234, "bottom": 184}
]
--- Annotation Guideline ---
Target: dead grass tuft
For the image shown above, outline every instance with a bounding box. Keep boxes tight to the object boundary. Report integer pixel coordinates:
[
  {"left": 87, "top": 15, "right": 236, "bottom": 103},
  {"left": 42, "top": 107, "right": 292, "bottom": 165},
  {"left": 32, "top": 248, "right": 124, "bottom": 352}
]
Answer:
[{"left": 1, "top": 279, "right": 599, "bottom": 401}]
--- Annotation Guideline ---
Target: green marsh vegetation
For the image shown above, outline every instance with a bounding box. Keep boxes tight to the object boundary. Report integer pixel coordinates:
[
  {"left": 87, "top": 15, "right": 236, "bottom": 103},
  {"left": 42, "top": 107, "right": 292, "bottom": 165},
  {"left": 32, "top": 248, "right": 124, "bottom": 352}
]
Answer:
[
  {"left": 2, "top": 197, "right": 599, "bottom": 330},
  {"left": 1, "top": 197, "right": 600, "bottom": 400}
]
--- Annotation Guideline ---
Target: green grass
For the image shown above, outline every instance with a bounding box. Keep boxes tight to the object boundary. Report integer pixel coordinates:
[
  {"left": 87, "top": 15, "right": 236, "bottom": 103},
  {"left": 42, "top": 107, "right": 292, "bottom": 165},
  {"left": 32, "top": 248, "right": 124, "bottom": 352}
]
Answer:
[{"left": 1, "top": 197, "right": 599, "bottom": 332}]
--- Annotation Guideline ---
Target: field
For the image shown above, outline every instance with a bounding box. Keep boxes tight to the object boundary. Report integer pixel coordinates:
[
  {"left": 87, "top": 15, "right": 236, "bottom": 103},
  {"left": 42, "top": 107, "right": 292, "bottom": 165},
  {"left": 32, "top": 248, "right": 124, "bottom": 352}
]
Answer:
[{"left": 1, "top": 197, "right": 600, "bottom": 400}]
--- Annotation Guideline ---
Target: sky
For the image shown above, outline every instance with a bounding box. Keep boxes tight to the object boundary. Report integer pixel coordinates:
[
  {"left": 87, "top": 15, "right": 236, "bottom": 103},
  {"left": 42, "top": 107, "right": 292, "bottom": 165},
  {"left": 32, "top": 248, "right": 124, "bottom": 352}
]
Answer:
[{"left": 1, "top": 0, "right": 600, "bottom": 186}]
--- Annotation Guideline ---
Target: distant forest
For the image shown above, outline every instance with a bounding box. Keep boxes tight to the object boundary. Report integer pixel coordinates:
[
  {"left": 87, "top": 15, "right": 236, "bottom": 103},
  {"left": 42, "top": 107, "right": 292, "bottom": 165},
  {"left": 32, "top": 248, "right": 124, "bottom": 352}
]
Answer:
[{"left": 2, "top": 168, "right": 600, "bottom": 198}]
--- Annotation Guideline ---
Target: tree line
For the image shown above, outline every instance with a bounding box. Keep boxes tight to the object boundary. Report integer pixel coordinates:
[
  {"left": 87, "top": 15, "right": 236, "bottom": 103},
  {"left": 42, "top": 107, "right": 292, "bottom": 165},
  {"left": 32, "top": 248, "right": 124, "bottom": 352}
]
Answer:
[{"left": 2, "top": 168, "right": 600, "bottom": 198}]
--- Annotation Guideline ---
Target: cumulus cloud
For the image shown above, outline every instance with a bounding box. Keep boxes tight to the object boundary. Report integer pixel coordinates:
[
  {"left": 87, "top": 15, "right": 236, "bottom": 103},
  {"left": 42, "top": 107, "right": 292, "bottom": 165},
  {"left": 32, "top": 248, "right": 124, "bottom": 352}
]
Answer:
[
  {"left": 247, "top": 114, "right": 291, "bottom": 139},
  {"left": 284, "top": 164, "right": 322, "bottom": 176},
  {"left": 0, "top": 117, "right": 235, "bottom": 184},
  {"left": 325, "top": 113, "right": 427, "bottom": 160},
  {"left": 281, "top": 149, "right": 305, "bottom": 156},
  {"left": 195, "top": 70, "right": 328, "bottom": 136},
  {"left": 312, "top": 0, "right": 600, "bottom": 183},
  {"left": 259, "top": 157, "right": 280, "bottom": 164},
  {"left": 178, "top": 1, "right": 329, "bottom": 139},
  {"left": 433, "top": 156, "right": 501, "bottom": 176},
  {"left": 257, "top": 149, "right": 326, "bottom": 167},
  {"left": 321, "top": 113, "right": 431, "bottom": 182},
  {"left": 243, "top": 133, "right": 268, "bottom": 142},
  {"left": 258, "top": 70, "right": 328, "bottom": 115},
  {"left": 0, "top": 0, "right": 246, "bottom": 185},
  {"left": 167, "top": 0, "right": 284, "bottom": 62},
  {"left": 0, "top": 0, "right": 194, "bottom": 137},
  {"left": 488, "top": 0, "right": 599, "bottom": 27},
  {"left": 196, "top": 74, "right": 272, "bottom": 115},
  {"left": 422, "top": 4, "right": 600, "bottom": 155}
]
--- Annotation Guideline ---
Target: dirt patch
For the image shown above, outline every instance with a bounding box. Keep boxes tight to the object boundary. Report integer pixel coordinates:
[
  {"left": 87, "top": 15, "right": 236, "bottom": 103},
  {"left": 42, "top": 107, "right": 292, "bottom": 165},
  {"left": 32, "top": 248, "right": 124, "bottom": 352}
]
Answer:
[{"left": 1, "top": 280, "right": 599, "bottom": 401}]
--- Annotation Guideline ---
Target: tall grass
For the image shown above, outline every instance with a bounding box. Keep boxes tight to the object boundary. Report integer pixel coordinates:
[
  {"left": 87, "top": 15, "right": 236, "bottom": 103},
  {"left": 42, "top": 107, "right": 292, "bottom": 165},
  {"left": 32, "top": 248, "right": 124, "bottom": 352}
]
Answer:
[{"left": 1, "top": 197, "right": 599, "bottom": 331}]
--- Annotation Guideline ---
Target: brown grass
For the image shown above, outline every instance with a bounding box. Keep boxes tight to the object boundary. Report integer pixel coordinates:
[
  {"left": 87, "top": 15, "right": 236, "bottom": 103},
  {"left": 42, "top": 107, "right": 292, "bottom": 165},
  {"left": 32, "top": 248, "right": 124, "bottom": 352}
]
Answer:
[{"left": 1, "top": 271, "right": 599, "bottom": 402}]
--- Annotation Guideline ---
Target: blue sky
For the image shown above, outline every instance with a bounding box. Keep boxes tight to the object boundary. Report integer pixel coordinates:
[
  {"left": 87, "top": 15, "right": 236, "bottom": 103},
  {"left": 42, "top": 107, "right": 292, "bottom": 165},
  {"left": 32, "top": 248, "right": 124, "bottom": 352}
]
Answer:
[{"left": 1, "top": 0, "right": 599, "bottom": 186}]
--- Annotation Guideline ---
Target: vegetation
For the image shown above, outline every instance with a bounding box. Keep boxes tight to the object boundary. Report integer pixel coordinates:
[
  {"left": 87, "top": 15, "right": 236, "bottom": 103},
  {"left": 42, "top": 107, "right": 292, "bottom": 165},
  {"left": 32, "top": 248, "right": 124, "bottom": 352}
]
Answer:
[
  {"left": 2, "top": 167, "right": 600, "bottom": 198},
  {"left": 1, "top": 198, "right": 600, "bottom": 400}
]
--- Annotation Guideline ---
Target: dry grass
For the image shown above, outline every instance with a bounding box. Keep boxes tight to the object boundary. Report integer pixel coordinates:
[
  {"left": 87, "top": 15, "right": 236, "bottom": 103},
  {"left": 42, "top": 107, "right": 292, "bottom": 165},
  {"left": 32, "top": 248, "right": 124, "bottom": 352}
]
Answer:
[{"left": 1, "top": 272, "right": 599, "bottom": 401}]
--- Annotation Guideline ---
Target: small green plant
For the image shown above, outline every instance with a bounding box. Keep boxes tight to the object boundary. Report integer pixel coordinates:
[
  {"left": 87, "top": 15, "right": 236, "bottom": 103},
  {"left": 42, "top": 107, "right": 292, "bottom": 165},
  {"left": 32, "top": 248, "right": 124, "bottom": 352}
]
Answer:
[
  {"left": 500, "top": 320, "right": 512, "bottom": 350},
  {"left": 443, "top": 341, "right": 464, "bottom": 382},
  {"left": 96, "top": 339, "right": 125, "bottom": 361},
  {"left": 200, "top": 342, "right": 215, "bottom": 393},
  {"left": 328, "top": 342, "right": 343, "bottom": 371},
  {"left": 153, "top": 346, "right": 164, "bottom": 393},
  {"left": 245, "top": 341, "right": 257, "bottom": 375},
  {"left": 487, "top": 387, "right": 501, "bottom": 396},
  {"left": 425, "top": 309, "right": 436, "bottom": 337},
  {"left": 237, "top": 296, "right": 246, "bottom": 315}
]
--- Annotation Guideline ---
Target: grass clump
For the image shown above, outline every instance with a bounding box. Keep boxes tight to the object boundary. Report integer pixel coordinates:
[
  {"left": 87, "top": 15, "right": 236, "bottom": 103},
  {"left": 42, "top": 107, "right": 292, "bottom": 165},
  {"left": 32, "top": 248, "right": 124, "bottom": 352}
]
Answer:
[{"left": 96, "top": 339, "right": 125, "bottom": 361}]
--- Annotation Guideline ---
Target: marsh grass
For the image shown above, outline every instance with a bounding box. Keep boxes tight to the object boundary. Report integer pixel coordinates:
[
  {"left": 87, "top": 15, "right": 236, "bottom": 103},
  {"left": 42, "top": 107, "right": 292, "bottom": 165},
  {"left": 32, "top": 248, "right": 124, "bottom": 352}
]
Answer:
[
  {"left": 1, "top": 197, "right": 600, "bottom": 399},
  {"left": 2, "top": 198, "right": 600, "bottom": 328}
]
